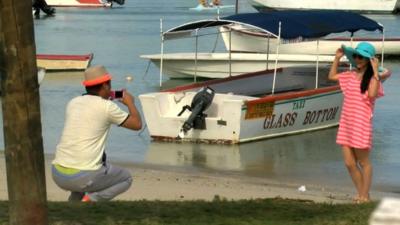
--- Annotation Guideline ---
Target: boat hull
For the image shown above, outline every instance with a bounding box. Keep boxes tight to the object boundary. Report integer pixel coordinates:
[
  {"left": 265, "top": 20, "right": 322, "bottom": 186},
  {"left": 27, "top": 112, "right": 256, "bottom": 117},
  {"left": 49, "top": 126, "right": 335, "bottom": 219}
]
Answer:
[
  {"left": 36, "top": 54, "right": 93, "bottom": 71},
  {"left": 46, "top": 0, "right": 111, "bottom": 7},
  {"left": 247, "top": 0, "right": 400, "bottom": 14},
  {"left": 189, "top": 4, "right": 235, "bottom": 11},
  {"left": 139, "top": 86, "right": 342, "bottom": 144},
  {"left": 141, "top": 53, "right": 339, "bottom": 79},
  {"left": 220, "top": 25, "right": 400, "bottom": 55},
  {"left": 37, "top": 67, "right": 46, "bottom": 84},
  {"left": 139, "top": 65, "right": 390, "bottom": 144}
]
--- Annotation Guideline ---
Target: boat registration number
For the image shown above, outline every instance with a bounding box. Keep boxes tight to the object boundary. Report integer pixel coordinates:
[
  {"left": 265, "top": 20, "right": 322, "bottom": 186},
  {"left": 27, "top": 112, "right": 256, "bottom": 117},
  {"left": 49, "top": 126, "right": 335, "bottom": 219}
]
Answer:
[{"left": 245, "top": 102, "right": 274, "bottom": 120}]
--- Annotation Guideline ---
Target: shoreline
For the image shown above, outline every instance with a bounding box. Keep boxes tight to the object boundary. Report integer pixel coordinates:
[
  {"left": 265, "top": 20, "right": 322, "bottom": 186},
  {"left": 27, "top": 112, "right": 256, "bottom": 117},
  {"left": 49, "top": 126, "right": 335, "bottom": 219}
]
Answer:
[{"left": 1, "top": 151, "right": 399, "bottom": 203}]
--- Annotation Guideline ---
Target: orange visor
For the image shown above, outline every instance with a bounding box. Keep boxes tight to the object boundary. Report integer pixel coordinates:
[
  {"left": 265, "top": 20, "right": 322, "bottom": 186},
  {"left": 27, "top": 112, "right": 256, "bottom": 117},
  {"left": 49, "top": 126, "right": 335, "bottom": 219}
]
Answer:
[{"left": 82, "top": 74, "right": 112, "bottom": 87}]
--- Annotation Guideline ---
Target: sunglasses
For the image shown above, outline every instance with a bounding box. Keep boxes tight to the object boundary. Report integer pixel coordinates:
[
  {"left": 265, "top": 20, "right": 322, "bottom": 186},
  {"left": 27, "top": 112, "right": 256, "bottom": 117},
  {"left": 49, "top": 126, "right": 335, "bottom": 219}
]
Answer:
[{"left": 352, "top": 54, "right": 366, "bottom": 60}]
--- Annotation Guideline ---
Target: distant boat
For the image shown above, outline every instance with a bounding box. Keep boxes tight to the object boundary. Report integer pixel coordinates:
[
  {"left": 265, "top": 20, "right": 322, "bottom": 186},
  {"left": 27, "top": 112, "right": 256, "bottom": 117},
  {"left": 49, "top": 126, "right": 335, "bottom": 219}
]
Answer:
[
  {"left": 220, "top": 25, "right": 400, "bottom": 56},
  {"left": 141, "top": 53, "right": 340, "bottom": 79},
  {"left": 38, "top": 67, "right": 46, "bottom": 84},
  {"left": 36, "top": 53, "right": 93, "bottom": 71},
  {"left": 189, "top": 4, "right": 235, "bottom": 11},
  {"left": 0, "top": 68, "right": 46, "bottom": 95},
  {"left": 46, "top": 0, "right": 124, "bottom": 7},
  {"left": 248, "top": 0, "right": 400, "bottom": 14},
  {"left": 190, "top": 0, "right": 234, "bottom": 11}
]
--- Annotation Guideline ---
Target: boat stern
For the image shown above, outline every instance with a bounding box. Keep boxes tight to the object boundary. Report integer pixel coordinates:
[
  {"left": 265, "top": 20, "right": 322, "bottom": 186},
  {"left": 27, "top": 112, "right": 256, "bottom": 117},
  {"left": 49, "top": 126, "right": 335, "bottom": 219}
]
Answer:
[{"left": 139, "top": 91, "right": 253, "bottom": 144}]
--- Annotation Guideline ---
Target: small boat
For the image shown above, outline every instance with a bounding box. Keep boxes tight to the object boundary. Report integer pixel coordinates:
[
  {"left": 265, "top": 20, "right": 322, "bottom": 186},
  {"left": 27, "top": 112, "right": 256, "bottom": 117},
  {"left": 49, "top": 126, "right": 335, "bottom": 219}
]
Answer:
[
  {"left": 141, "top": 53, "right": 339, "bottom": 79},
  {"left": 0, "top": 68, "right": 46, "bottom": 95},
  {"left": 46, "top": 0, "right": 124, "bottom": 7},
  {"left": 36, "top": 53, "right": 93, "bottom": 71},
  {"left": 189, "top": 4, "right": 235, "bottom": 11},
  {"left": 248, "top": 0, "right": 400, "bottom": 14},
  {"left": 190, "top": 0, "right": 235, "bottom": 13},
  {"left": 38, "top": 67, "right": 46, "bottom": 84},
  {"left": 220, "top": 24, "right": 400, "bottom": 56},
  {"left": 139, "top": 11, "right": 390, "bottom": 144}
]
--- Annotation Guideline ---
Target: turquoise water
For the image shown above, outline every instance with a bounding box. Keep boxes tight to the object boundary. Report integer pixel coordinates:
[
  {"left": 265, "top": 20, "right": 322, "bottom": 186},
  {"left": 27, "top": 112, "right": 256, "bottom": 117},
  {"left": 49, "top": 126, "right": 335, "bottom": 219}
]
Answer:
[{"left": 1, "top": 0, "right": 400, "bottom": 192}]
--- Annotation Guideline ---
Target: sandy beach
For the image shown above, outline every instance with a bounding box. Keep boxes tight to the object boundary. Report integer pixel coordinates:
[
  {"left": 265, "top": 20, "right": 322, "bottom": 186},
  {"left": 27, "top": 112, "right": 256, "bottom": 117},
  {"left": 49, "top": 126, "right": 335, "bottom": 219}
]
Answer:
[{"left": 3, "top": 151, "right": 398, "bottom": 204}]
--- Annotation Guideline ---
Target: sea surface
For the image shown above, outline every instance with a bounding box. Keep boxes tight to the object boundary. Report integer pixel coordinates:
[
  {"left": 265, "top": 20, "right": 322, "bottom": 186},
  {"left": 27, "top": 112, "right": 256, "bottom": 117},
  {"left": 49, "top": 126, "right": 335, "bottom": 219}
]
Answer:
[{"left": 1, "top": 0, "right": 400, "bottom": 193}]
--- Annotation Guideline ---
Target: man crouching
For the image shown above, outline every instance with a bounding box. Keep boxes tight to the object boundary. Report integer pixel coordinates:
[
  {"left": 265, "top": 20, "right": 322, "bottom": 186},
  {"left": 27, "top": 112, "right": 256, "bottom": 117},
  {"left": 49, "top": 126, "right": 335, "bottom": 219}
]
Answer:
[{"left": 52, "top": 65, "right": 142, "bottom": 202}]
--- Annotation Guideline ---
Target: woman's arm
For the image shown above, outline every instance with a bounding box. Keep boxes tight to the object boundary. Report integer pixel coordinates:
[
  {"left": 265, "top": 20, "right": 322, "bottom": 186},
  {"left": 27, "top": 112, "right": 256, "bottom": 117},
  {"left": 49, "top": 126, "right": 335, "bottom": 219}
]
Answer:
[
  {"left": 368, "top": 57, "right": 381, "bottom": 98},
  {"left": 328, "top": 48, "right": 344, "bottom": 81}
]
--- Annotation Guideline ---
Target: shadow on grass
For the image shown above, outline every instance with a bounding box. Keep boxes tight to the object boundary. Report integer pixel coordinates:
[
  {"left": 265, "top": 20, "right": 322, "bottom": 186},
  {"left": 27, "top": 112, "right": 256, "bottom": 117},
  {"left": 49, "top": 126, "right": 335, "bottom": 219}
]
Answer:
[{"left": 0, "top": 198, "right": 376, "bottom": 225}]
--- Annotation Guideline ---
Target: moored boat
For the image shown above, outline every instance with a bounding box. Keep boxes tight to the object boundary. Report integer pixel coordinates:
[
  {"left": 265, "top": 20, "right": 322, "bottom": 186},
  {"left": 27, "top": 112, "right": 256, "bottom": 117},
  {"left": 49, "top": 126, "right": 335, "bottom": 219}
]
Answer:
[
  {"left": 142, "top": 53, "right": 339, "bottom": 79},
  {"left": 38, "top": 67, "right": 46, "bottom": 84},
  {"left": 220, "top": 25, "right": 400, "bottom": 56},
  {"left": 248, "top": 0, "right": 400, "bottom": 14},
  {"left": 36, "top": 53, "right": 93, "bottom": 71},
  {"left": 46, "top": 0, "right": 124, "bottom": 7},
  {"left": 189, "top": 4, "right": 235, "bottom": 11}
]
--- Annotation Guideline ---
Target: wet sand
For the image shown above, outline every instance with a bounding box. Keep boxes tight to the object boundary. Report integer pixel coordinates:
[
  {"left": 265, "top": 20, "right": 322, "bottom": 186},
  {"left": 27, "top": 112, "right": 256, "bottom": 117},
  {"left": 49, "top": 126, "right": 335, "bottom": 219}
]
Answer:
[{"left": 1, "top": 152, "right": 399, "bottom": 203}]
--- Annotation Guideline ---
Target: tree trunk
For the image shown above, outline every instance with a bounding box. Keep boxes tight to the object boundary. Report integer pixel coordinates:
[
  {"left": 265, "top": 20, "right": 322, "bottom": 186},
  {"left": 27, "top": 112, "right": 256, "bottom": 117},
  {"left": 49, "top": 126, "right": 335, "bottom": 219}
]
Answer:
[{"left": 0, "top": 0, "right": 48, "bottom": 225}]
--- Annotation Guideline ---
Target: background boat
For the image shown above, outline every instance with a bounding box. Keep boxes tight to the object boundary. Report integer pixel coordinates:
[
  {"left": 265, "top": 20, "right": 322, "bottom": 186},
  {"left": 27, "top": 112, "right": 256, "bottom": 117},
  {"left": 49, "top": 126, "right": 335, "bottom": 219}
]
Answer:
[
  {"left": 247, "top": 0, "right": 400, "bottom": 14},
  {"left": 46, "top": 0, "right": 124, "bottom": 7},
  {"left": 37, "top": 67, "right": 46, "bottom": 84},
  {"left": 36, "top": 53, "right": 93, "bottom": 71},
  {"left": 189, "top": 4, "right": 235, "bottom": 11},
  {"left": 220, "top": 25, "right": 400, "bottom": 56},
  {"left": 142, "top": 53, "right": 341, "bottom": 79}
]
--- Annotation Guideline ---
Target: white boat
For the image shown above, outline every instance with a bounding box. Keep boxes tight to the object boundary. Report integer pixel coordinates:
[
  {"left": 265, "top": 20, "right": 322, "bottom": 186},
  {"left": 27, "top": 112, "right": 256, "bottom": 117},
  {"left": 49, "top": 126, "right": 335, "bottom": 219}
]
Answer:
[
  {"left": 36, "top": 53, "right": 93, "bottom": 71},
  {"left": 37, "top": 67, "right": 46, "bottom": 84},
  {"left": 0, "top": 68, "right": 45, "bottom": 95},
  {"left": 248, "top": 0, "right": 400, "bottom": 14},
  {"left": 220, "top": 25, "right": 400, "bottom": 56},
  {"left": 46, "top": 0, "right": 124, "bottom": 7},
  {"left": 189, "top": 4, "right": 235, "bottom": 12},
  {"left": 141, "top": 53, "right": 340, "bottom": 79},
  {"left": 139, "top": 11, "right": 390, "bottom": 144}
]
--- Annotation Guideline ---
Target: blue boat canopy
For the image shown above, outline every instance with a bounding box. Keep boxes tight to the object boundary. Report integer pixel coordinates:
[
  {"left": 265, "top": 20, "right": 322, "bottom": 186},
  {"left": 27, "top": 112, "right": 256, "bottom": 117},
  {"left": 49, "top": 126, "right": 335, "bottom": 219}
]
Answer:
[{"left": 165, "top": 10, "right": 383, "bottom": 40}]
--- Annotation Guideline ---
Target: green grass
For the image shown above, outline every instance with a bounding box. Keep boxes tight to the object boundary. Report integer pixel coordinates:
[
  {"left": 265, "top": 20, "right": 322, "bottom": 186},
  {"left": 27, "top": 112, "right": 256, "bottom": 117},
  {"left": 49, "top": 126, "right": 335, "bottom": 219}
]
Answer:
[{"left": 0, "top": 198, "right": 377, "bottom": 225}]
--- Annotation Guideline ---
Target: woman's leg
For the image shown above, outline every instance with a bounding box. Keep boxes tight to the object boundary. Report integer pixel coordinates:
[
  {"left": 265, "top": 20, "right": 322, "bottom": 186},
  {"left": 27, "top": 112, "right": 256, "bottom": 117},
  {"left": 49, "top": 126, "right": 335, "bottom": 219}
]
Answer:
[
  {"left": 342, "top": 146, "right": 363, "bottom": 198},
  {"left": 354, "top": 149, "right": 372, "bottom": 201}
]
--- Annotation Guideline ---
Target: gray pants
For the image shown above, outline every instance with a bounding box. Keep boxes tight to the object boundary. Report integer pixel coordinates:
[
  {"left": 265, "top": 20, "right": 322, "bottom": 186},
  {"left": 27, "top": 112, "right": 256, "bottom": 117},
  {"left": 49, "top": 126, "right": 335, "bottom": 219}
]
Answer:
[{"left": 52, "top": 163, "right": 132, "bottom": 202}]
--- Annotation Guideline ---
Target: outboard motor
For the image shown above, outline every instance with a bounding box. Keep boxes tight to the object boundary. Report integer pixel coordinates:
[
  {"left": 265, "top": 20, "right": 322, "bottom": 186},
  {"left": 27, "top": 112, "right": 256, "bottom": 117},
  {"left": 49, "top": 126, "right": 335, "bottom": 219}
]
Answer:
[
  {"left": 107, "top": 0, "right": 125, "bottom": 5},
  {"left": 177, "top": 87, "right": 215, "bottom": 138}
]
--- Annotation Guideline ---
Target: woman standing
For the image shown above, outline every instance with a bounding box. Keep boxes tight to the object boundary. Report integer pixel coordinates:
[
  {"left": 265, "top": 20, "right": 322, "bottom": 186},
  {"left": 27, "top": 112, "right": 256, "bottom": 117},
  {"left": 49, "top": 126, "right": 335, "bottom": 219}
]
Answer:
[{"left": 328, "top": 42, "right": 388, "bottom": 203}]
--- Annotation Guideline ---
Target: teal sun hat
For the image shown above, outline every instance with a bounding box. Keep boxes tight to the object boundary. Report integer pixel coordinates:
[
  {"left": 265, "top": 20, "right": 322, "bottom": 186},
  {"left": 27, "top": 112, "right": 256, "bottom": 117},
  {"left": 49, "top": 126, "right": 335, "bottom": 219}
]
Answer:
[{"left": 341, "top": 42, "right": 376, "bottom": 68}]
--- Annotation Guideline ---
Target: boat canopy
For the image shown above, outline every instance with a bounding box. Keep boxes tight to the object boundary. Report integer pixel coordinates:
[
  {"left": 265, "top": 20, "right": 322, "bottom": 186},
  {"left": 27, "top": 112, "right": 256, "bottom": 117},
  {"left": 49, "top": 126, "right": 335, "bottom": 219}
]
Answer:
[{"left": 164, "top": 10, "right": 383, "bottom": 40}]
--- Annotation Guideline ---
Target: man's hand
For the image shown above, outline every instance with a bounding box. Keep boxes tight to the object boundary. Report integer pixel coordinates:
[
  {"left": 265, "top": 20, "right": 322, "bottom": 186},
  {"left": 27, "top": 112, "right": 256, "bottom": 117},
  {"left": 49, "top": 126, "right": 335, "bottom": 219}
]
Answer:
[{"left": 119, "top": 90, "right": 134, "bottom": 106}]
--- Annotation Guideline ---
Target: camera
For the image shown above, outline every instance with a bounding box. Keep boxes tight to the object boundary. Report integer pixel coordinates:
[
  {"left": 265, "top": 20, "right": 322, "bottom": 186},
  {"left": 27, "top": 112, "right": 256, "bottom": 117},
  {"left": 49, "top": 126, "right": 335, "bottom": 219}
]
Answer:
[{"left": 110, "top": 90, "right": 124, "bottom": 100}]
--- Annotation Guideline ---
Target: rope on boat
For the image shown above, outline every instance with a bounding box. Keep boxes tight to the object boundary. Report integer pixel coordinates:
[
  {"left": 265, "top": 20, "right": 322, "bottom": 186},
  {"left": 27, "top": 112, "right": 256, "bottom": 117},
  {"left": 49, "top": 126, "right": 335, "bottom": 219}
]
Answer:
[{"left": 141, "top": 60, "right": 152, "bottom": 80}]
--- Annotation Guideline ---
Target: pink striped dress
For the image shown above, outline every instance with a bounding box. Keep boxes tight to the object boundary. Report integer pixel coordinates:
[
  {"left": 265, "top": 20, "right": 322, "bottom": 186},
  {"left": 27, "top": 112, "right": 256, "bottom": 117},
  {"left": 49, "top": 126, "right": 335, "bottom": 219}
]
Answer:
[{"left": 336, "top": 71, "right": 384, "bottom": 150}]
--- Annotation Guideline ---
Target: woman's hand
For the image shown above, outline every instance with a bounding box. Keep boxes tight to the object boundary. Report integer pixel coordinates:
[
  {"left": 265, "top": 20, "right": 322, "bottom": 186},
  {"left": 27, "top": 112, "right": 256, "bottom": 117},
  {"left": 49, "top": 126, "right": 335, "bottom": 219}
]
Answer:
[
  {"left": 328, "top": 48, "right": 344, "bottom": 81},
  {"left": 335, "top": 48, "right": 344, "bottom": 60},
  {"left": 370, "top": 57, "right": 379, "bottom": 75}
]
